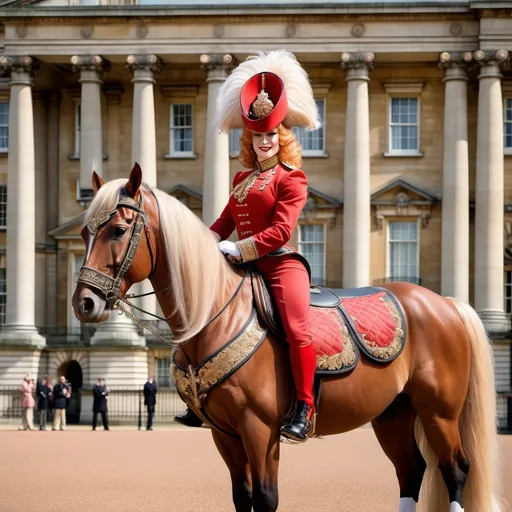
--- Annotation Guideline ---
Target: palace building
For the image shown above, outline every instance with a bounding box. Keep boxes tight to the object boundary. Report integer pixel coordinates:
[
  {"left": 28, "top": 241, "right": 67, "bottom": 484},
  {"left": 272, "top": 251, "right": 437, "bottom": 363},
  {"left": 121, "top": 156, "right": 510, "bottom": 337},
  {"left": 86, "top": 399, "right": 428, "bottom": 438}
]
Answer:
[{"left": 0, "top": 0, "right": 510, "bottom": 428}]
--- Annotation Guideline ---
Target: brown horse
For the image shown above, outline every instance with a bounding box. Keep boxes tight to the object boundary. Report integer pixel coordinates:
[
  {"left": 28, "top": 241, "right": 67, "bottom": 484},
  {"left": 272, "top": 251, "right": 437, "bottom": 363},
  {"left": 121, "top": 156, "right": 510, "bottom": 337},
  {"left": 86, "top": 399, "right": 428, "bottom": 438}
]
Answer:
[{"left": 72, "top": 164, "right": 503, "bottom": 512}]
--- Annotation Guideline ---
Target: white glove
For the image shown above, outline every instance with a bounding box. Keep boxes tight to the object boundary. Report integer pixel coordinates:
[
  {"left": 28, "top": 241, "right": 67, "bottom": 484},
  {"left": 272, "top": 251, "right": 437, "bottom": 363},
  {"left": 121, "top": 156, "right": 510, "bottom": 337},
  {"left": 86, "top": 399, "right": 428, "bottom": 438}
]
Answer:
[{"left": 218, "top": 241, "right": 241, "bottom": 257}]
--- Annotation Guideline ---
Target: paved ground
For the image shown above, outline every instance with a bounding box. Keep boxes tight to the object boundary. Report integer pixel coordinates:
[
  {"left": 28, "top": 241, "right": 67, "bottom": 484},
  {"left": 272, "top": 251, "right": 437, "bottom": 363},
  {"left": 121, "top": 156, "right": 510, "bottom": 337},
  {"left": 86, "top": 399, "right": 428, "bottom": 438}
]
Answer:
[{"left": 0, "top": 426, "right": 510, "bottom": 512}]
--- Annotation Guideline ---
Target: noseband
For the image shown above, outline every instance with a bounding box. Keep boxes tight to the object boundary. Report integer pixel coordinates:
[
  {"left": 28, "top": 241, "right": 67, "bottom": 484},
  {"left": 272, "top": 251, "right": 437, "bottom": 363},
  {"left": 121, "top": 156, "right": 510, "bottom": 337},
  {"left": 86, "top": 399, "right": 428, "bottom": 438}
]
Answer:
[{"left": 77, "top": 191, "right": 154, "bottom": 302}]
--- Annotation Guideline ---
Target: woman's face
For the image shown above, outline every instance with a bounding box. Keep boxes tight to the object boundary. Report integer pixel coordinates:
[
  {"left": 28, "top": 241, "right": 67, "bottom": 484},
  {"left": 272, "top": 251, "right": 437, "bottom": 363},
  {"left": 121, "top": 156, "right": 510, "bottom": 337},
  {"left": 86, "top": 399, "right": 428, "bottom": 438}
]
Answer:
[{"left": 252, "top": 129, "right": 280, "bottom": 163}]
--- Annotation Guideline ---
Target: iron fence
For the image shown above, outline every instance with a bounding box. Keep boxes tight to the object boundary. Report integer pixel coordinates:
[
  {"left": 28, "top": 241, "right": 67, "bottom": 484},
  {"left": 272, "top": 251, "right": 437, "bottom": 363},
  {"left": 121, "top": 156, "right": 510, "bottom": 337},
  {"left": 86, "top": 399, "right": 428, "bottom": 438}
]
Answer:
[
  {"left": 2, "top": 384, "right": 510, "bottom": 432},
  {"left": 0, "top": 386, "right": 187, "bottom": 426}
]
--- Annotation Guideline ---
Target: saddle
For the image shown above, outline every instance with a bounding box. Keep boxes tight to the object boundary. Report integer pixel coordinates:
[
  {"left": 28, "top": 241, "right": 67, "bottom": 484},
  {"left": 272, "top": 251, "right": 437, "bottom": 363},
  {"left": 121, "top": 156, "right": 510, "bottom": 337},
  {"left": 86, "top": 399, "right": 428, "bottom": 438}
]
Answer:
[
  {"left": 171, "top": 270, "right": 407, "bottom": 440},
  {"left": 250, "top": 271, "right": 406, "bottom": 373}
]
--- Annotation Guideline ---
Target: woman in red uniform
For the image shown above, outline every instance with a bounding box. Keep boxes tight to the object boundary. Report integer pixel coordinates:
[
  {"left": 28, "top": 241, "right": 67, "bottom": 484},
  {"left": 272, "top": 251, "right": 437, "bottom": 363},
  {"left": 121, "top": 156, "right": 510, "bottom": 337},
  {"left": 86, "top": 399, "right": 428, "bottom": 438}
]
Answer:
[{"left": 175, "top": 50, "right": 320, "bottom": 442}]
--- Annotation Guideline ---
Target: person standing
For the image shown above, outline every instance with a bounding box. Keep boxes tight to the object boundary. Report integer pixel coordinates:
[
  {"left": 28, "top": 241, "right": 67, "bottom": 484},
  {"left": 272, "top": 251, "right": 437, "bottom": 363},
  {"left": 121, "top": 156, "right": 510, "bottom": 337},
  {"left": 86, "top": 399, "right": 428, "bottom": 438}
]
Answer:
[
  {"left": 143, "top": 377, "right": 157, "bottom": 431},
  {"left": 52, "top": 376, "right": 69, "bottom": 431},
  {"left": 19, "top": 374, "right": 35, "bottom": 431},
  {"left": 92, "top": 377, "right": 109, "bottom": 431},
  {"left": 36, "top": 377, "right": 52, "bottom": 430}
]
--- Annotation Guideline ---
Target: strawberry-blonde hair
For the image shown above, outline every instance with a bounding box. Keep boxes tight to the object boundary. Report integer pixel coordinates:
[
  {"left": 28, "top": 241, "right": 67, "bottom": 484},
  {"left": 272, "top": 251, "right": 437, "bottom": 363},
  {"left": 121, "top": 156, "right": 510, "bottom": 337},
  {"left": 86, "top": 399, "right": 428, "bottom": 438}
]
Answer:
[{"left": 238, "top": 124, "right": 303, "bottom": 170}]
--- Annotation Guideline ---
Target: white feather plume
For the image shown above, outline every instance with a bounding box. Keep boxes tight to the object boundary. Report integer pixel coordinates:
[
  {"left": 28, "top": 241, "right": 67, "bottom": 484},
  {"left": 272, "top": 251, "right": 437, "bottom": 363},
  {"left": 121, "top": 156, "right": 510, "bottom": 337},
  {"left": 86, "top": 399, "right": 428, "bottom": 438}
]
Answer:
[{"left": 215, "top": 50, "right": 321, "bottom": 133}]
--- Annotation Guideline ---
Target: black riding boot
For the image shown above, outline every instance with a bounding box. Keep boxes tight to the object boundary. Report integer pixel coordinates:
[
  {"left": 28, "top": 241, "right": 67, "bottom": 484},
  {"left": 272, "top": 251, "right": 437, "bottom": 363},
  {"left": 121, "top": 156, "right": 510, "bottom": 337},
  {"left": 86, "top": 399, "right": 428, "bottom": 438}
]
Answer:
[
  {"left": 281, "top": 401, "right": 312, "bottom": 442},
  {"left": 174, "top": 407, "right": 204, "bottom": 428}
]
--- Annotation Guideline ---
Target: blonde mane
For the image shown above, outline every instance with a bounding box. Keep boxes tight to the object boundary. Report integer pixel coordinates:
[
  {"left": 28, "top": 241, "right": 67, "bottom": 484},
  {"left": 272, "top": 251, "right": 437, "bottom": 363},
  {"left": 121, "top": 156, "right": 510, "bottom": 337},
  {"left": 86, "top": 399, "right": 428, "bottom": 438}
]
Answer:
[{"left": 85, "top": 179, "right": 230, "bottom": 343}]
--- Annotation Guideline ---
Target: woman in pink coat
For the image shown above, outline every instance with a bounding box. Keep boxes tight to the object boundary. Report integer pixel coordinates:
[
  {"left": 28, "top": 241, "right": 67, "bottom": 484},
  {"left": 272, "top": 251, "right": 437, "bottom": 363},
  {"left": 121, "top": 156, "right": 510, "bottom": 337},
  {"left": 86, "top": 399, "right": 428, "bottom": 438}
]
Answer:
[{"left": 19, "top": 373, "right": 35, "bottom": 431}]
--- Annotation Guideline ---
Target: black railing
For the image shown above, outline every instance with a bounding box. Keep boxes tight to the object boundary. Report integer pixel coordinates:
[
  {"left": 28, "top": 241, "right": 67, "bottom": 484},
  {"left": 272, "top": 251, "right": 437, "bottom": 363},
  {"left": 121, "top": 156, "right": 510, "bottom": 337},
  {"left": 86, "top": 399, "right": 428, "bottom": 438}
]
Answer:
[
  {"left": 372, "top": 276, "right": 422, "bottom": 286},
  {"left": 38, "top": 326, "right": 97, "bottom": 347},
  {"left": 2, "top": 385, "right": 510, "bottom": 432},
  {"left": 0, "top": 386, "right": 186, "bottom": 425}
]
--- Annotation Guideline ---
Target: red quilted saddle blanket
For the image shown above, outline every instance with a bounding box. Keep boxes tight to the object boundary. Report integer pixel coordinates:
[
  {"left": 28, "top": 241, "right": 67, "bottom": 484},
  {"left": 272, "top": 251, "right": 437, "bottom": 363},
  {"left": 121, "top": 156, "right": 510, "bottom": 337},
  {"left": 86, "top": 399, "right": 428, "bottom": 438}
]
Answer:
[{"left": 311, "top": 290, "right": 405, "bottom": 374}]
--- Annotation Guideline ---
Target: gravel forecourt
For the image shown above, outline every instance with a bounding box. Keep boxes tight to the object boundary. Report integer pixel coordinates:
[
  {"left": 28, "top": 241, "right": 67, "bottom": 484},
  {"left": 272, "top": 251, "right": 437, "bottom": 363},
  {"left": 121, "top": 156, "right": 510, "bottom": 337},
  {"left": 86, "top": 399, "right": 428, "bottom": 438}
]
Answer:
[{"left": 0, "top": 426, "right": 510, "bottom": 512}]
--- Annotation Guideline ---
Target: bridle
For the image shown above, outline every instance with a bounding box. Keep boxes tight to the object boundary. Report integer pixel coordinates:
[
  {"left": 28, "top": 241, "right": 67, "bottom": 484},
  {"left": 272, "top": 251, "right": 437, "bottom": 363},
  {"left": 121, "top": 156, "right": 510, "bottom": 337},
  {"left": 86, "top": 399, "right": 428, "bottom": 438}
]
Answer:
[
  {"left": 76, "top": 187, "right": 248, "bottom": 345},
  {"left": 77, "top": 189, "right": 155, "bottom": 302}
]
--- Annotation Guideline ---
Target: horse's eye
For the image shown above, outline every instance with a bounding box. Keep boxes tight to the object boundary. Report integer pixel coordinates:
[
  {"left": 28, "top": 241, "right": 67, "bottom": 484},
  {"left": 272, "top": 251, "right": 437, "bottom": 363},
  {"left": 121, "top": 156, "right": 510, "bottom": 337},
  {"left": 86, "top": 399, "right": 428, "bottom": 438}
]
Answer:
[{"left": 113, "top": 227, "right": 127, "bottom": 238}]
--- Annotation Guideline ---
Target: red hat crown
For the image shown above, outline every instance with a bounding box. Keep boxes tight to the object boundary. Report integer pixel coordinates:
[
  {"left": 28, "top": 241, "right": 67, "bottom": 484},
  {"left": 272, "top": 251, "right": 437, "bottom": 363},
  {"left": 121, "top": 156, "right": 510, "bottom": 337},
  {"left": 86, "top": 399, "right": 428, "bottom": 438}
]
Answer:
[{"left": 240, "top": 72, "right": 288, "bottom": 132}]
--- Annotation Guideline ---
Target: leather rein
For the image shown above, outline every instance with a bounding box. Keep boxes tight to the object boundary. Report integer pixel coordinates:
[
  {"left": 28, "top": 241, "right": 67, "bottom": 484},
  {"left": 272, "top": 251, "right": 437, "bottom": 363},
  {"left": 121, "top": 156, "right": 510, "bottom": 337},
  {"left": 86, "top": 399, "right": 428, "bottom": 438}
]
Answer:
[{"left": 76, "top": 187, "right": 247, "bottom": 346}]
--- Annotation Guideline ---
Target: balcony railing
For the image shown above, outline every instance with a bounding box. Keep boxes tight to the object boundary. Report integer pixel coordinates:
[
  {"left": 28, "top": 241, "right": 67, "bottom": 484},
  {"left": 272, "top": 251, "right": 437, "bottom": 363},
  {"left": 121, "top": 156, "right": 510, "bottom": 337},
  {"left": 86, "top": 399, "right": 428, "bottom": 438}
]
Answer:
[
  {"left": 38, "top": 326, "right": 97, "bottom": 347},
  {"left": 372, "top": 276, "right": 422, "bottom": 286}
]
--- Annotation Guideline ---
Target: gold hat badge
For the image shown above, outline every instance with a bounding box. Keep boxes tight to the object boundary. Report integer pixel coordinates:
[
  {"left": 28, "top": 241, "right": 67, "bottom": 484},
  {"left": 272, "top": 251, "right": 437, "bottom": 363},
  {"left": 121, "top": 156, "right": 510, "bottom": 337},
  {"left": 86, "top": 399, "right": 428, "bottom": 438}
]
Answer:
[{"left": 251, "top": 73, "right": 274, "bottom": 118}]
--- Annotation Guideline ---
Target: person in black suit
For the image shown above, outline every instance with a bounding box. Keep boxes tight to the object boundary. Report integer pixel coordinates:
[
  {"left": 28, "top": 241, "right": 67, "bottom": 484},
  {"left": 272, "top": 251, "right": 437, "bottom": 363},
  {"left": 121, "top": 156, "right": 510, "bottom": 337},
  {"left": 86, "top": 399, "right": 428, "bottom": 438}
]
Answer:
[
  {"left": 52, "top": 376, "right": 70, "bottom": 431},
  {"left": 143, "top": 377, "right": 157, "bottom": 431},
  {"left": 36, "top": 377, "right": 52, "bottom": 430},
  {"left": 92, "top": 377, "right": 109, "bottom": 431}
]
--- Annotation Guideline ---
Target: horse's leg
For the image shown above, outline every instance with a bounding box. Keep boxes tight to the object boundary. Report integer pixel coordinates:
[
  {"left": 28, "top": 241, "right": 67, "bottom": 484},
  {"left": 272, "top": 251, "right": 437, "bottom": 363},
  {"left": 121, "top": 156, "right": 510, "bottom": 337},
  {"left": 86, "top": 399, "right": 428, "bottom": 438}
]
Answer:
[
  {"left": 415, "top": 412, "right": 468, "bottom": 511},
  {"left": 372, "top": 395, "right": 426, "bottom": 512},
  {"left": 241, "top": 422, "right": 280, "bottom": 512},
  {"left": 211, "top": 430, "right": 253, "bottom": 512}
]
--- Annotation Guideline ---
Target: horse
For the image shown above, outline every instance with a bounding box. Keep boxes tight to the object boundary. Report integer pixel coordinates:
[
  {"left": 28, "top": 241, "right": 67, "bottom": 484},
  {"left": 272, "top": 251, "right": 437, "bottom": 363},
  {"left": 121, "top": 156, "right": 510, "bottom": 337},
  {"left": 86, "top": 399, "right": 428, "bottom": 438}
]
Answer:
[{"left": 72, "top": 163, "right": 503, "bottom": 512}]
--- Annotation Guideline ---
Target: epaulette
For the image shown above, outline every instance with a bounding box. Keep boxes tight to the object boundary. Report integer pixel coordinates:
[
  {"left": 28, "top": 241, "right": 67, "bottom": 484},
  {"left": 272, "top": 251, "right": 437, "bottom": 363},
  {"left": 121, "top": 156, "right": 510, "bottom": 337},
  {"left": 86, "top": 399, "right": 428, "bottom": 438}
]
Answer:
[{"left": 280, "top": 161, "right": 296, "bottom": 171}]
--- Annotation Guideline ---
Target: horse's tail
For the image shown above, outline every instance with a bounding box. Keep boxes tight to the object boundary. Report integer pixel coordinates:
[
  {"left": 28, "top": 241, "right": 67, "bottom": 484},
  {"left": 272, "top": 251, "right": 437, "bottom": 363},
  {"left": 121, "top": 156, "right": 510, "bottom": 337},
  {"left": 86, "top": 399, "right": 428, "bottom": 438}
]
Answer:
[{"left": 415, "top": 297, "right": 503, "bottom": 512}]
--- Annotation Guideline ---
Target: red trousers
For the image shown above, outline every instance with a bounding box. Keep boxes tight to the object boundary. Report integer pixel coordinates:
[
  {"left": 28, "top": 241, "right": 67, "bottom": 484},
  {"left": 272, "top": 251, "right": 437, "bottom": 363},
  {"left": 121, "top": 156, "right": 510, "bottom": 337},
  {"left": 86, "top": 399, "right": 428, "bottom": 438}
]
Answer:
[{"left": 255, "top": 255, "right": 316, "bottom": 410}]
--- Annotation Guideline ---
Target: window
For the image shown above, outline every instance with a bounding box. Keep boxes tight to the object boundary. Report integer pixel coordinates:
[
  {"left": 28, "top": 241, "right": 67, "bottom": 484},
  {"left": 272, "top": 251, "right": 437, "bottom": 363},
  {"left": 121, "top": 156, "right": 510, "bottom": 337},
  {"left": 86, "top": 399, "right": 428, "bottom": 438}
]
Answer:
[
  {"left": 229, "top": 128, "right": 243, "bottom": 157},
  {"left": 0, "top": 103, "right": 8, "bottom": 153},
  {"left": 387, "top": 221, "right": 419, "bottom": 282},
  {"left": 505, "top": 271, "right": 512, "bottom": 314},
  {"left": 505, "top": 98, "right": 512, "bottom": 153},
  {"left": 389, "top": 98, "right": 419, "bottom": 154},
  {"left": 155, "top": 357, "right": 171, "bottom": 388},
  {"left": 298, "top": 224, "right": 325, "bottom": 286},
  {"left": 169, "top": 104, "right": 194, "bottom": 156},
  {"left": 74, "top": 102, "right": 81, "bottom": 156},
  {"left": 293, "top": 99, "right": 325, "bottom": 156},
  {"left": 0, "top": 268, "right": 6, "bottom": 325},
  {"left": 0, "top": 185, "right": 6, "bottom": 229}
]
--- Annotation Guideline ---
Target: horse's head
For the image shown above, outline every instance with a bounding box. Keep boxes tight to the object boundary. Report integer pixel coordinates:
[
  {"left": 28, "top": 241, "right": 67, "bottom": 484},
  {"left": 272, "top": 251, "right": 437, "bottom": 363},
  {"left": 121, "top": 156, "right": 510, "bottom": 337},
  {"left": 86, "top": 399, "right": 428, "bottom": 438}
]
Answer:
[{"left": 72, "top": 163, "right": 157, "bottom": 323}]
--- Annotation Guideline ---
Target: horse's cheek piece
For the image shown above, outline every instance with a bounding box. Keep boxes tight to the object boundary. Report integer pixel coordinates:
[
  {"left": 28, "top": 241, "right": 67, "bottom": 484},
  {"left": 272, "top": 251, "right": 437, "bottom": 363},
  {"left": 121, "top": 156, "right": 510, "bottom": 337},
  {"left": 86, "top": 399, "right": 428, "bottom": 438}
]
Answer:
[{"left": 77, "top": 195, "right": 146, "bottom": 301}]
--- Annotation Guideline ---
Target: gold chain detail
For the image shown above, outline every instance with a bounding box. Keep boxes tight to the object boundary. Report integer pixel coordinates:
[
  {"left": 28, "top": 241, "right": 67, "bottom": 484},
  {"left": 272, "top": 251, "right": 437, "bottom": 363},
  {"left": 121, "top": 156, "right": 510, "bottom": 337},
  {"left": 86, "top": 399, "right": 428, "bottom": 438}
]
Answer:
[{"left": 231, "top": 155, "right": 279, "bottom": 204}]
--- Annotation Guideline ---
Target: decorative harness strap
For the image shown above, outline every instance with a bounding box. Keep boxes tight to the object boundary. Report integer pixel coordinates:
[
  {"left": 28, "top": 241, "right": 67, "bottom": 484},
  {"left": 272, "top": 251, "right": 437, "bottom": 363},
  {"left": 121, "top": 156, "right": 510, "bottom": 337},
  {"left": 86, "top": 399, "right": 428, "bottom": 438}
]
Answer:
[{"left": 172, "top": 309, "right": 267, "bottom": 438}]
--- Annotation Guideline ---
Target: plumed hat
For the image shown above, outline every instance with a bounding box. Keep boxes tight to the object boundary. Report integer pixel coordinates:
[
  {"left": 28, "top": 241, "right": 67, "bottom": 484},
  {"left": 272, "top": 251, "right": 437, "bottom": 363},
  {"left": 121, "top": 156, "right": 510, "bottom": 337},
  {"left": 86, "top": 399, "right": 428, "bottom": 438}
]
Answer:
[{"left": 216, "top": 50, "right": 321, "bottom": 133}]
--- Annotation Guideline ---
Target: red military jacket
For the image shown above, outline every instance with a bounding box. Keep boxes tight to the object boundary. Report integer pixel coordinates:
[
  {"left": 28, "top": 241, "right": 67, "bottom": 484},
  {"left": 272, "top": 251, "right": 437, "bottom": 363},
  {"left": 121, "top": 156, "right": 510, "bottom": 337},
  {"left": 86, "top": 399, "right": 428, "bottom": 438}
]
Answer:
[{"left": 210, "top": 156, "right": 308, "bottom": 263}]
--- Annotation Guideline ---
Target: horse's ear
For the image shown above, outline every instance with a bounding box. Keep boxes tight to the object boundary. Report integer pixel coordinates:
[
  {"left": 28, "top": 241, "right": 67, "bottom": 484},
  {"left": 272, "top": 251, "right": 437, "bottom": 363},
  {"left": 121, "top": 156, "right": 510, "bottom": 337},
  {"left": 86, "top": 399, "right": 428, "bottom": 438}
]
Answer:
[
  {"left": 126, "top": 163, "right": 142, "bottom": 199},
  {"left": 92, "top": 171, "right": 105, "bottom": 194}
]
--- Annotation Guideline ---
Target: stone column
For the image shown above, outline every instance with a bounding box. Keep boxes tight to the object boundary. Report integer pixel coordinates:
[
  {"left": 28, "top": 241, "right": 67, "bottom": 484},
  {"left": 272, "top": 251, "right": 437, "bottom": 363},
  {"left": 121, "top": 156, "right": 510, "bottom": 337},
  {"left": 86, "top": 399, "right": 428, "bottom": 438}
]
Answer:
[
  {"left": 0, "top": 56, "right": 44, "bottom": 347},
  {"left": 126, "top": 54, "right": 162, "bottom": 187},
  {"left": 340, "top": 52, "right": 374, "bottom": 289},
  {"left": 70, "top": 55, "right": 110, "bottom": 198},
  {"left": 126, "top": 55, "right": 163, "bottom": 319},
  {"left": 46, "top": 93, "right": 60, "bottom": 327},
  {"left": 439, "top": 52, "right": 471, "bottom": 302},
  {"left": 474, "top": 49, "right": 510, "bottom": 333},
  {"left": 89, "top": 310, "right": 148, "bottom": 386},
  {"left": 90, "top": 309, "right": 145, "bottom": 347},
  {"left": 200, "top": 53, "right": 234, "bottom": 226}
]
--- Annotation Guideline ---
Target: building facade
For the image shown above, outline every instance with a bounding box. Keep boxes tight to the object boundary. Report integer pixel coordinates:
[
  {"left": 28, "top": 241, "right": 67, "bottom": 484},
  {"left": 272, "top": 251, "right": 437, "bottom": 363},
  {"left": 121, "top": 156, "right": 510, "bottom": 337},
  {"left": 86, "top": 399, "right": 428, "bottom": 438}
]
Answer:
[{"left": 0, "top": 0, "right": 510, "bottom": 427}]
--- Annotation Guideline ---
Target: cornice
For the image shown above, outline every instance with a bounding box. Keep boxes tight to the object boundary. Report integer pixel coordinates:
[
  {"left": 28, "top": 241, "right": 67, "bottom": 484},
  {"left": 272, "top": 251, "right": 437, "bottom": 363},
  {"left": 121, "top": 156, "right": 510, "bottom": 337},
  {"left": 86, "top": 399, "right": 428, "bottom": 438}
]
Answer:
[
  {"left": 476, "top": 8, "right": 512, "bottom": 18},
  {"left": 0, "top": 12, "right": 477, "bottom": 24}
]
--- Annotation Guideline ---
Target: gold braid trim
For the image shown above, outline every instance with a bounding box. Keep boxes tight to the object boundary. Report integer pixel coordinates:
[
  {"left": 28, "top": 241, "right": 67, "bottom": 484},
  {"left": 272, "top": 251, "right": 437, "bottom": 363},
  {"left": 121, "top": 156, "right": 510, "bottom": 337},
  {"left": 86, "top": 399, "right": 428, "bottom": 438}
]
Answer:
[
  {"left": 171, "top": 313, "right": 267, "bottom": 408},
  {"left": 237, "top": 237, "right": 259, "bottom": 263}
]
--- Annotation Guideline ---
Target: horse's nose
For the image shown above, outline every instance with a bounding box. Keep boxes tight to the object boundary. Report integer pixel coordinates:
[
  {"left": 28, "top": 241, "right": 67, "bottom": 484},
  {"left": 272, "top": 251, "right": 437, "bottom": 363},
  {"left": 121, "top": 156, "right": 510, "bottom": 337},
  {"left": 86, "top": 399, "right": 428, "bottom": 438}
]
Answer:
[
  {"left": 81, "top": 296, "right": 96, "bottom": 314},
  {"left": 72, "top": 285, "right": 107, "bottom": 323}
]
